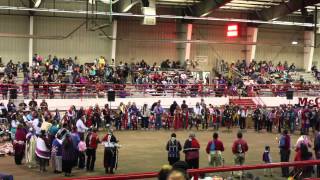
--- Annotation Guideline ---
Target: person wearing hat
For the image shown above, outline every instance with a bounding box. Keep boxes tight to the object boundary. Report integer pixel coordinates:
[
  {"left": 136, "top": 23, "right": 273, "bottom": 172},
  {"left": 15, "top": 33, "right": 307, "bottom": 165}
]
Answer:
[
  {"left": 183, "top": 132, "right": 200, "bottom": 169},
  {"left": 166, "top": 133, "right": 182, "bottom": 165},
  {"left": 102, "top": 129, "right": 119, "bottom": 174}
]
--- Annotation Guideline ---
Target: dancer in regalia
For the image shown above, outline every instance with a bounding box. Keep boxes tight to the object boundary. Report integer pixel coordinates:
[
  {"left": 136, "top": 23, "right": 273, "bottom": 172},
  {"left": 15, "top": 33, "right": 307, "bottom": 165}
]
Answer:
[
  {"left": 13, "top": 124, "right": 26, "bottom": 165},
  {"left": 25, "top": 128, "right": 37, "bottom": 168},
  {"left": 174, "top": 106, "right": 183, "bottom": 130},
  {"left": 102, "top": 129, "right": 120, "bottom": 174}
]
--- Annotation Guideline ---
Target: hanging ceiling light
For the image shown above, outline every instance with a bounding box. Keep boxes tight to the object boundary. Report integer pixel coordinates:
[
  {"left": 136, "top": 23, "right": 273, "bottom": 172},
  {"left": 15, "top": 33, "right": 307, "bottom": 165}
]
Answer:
[{"left": 33, "top": 0, "right": 42, "bottom": 8}]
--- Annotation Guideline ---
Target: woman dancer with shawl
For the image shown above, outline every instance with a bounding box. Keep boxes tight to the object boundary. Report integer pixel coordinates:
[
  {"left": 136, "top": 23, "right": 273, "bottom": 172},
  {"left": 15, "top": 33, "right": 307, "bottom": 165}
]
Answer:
[{"left": 13, "top": 124, "right": 26, "bottom": 165}]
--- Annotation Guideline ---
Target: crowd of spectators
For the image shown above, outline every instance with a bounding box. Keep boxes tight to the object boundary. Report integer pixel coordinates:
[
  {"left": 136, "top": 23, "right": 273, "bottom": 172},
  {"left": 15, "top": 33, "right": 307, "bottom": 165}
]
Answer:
[{"left": 0, "top": 55, "right": 318, "bottom": 100}]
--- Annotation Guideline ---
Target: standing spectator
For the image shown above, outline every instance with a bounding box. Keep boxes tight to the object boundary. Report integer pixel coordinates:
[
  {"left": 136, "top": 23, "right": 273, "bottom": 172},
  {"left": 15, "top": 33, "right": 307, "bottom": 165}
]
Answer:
[
  {"left": 141, "top": 104, "right": 150, "bottom": 130},
  {"left": 76, "top": 116, "right": 88, "bottom": 137},
  {"left": 193, "top": 103, "right": 202, "bottom": 130},
  {"left": 154, "top": 101, "right": 164, "bottom": 130},
  {"left": 78, "top": 134, "right": 86, "bottom": 169},
  {"left": 85, "top": 128, "right": 100, "bottom": 171},
  {"left": 22, "top": 78, "right": 29, "bottom": 99},
  {"left": 183, "top": 132, "right": 200, "bottom": 169},
  {"left": 262, "top": 146, "right": 272, "bottom": 176},
  {"left": 239, "top": 107, "right": 247, "bottom": 130},
  {"left": 181, "top": 100, "right": 189, "bottom": 129},
  {"left": 279, "top": 129, "right": 291, "bottom": 177},
  {"left": 62, "top": 134, "right": 76, "bottom": 177},
  {"left": 253, "top": 107, "right": 261, "bottom": 132},
  {"left": 206, "top": 132, "right": 224, "bottom": 167},
  {"left": 169, "top": 101, "right": 178, "bottom": 117},
  {"left": 166, "top": 133, "right": 182, "bottom": 165}
]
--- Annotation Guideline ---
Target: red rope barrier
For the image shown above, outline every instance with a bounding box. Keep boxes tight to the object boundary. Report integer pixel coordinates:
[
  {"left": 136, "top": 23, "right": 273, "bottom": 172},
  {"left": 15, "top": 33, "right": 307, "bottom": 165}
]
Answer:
[{"left": 58, "top": 160, "right": 320, "bottom": 180}]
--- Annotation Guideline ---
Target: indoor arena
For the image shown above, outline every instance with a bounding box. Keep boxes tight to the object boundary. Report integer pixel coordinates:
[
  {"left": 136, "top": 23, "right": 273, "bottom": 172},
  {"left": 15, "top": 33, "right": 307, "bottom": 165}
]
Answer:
[{"left": 0, "top": 0, "right": 320, "bottom": 180}]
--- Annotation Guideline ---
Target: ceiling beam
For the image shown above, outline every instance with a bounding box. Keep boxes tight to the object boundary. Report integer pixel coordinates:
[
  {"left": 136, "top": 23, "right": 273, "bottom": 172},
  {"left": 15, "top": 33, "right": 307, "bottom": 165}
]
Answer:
[
  {"left": 255, "top": 0, "right": 320, "bottom": 21},
  {"left": 188, "top": 0, "right": 232, "bottom": 17},
  {"left": 116, "top": 0, "right": 140, "bottom": 12}
]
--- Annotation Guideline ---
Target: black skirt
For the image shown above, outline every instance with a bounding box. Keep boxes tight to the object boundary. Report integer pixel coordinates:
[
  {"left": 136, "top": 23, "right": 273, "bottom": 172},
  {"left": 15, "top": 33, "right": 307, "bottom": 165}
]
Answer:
[{"left": 104, "top": 147, "right": 117, "bottom": 168}]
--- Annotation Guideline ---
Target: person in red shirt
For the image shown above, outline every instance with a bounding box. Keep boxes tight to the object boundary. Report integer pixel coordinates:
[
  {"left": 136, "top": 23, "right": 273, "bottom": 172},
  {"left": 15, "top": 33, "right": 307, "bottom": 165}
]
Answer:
[
  {"left": 85, "top": 128, "right": 100, "bottom": 171},
  {"left": 232, "top": 132, "right": 248, "bottom": 166},
  {"left": 206, "top": 133, "right": 224, "bottom": 167}
]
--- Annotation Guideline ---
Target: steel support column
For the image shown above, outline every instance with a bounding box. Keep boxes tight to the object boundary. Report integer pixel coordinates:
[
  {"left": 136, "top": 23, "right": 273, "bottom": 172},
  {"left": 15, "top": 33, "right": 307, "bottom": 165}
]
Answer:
[{"left": 28, "top": 15, "right": 34, "bottom": 67}]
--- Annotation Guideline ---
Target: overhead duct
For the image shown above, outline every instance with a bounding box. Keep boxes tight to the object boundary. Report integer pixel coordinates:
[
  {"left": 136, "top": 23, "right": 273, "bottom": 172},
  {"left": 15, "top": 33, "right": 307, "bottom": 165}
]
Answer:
[
  {"left": 141, "top": 0, "right": 156, "bottom": 25},
  {"left": 118, "top": 0, "right": 140, "bottom": 12},
  {"left": 189, "top": 0, "right": 232, "bottom": 17},
  {"left": 255, "top": 0, "right": 320, "bottom": 21},
  {"left": 0, "top": 6, "right": 319, "bottom": 28},
  {"left": 89, "top": 0, "right": 119, "bottom": 5},
  {"left": 33, "top": 0, "right": 42, "bottom": 8},
  {"left": 0, "top": 21, "right": 86, "bottom": 40},
  {"left": 100, "top": 0, "right": 120, "bottom": 4}
]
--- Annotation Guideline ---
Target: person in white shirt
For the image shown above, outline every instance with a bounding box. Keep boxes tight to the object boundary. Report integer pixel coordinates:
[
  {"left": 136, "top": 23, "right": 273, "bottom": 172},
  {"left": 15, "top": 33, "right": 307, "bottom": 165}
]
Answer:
[
  {"left": 191, "top": 103, "right": 202, "bottom": 130},
  {"left": 32, "top": 118, "right": 41, "bottom": 135},
  {"left": 239, "top": 107, "right": 247, "bottom": 130},
  {"left": 76, "top": 116, "right": 88, "bottom": 136}
]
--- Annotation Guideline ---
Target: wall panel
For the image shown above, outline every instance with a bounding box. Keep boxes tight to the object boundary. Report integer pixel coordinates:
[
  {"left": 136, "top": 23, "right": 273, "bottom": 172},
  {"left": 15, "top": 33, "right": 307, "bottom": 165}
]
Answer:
[
  {"left": 34, "top": 17, "right": 111, "bottom": 64},
  {"left": 256, "top": 29, "right": 304, "bottom": 68},
  {"left": 191, "top": 23, "right": 247, "bottom": 71},
  {"left": 0, "top": 15, "right": 29, "bottom": 63},
  {"left": 116, "top": 20, "right": 178, "bottom": 65}
]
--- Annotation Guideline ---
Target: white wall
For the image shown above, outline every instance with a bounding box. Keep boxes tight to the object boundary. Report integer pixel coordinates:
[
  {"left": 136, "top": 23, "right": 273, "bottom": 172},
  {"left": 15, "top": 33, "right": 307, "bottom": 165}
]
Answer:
[
  {"left": 7, "top": 97, "right": 229, "bottom": 111},
  {"left": 0, "top": 15, "right": 29, "bottom": 63}
]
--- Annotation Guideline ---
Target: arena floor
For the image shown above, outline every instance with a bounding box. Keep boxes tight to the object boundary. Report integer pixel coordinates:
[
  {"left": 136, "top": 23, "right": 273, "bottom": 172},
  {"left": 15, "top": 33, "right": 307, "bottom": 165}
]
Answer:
[{"left": 0, "top": 129, "right": 306, "bottom": 180}]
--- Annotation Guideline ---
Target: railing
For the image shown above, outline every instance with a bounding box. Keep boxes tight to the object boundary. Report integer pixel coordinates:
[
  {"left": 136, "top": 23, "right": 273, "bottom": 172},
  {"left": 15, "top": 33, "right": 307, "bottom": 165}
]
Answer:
[
  {"left": 61, "top": 160, "right": 320, "bottom": 180},
  {"left": 1, "top": 82, "right": 320, "bottom": 99}
]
